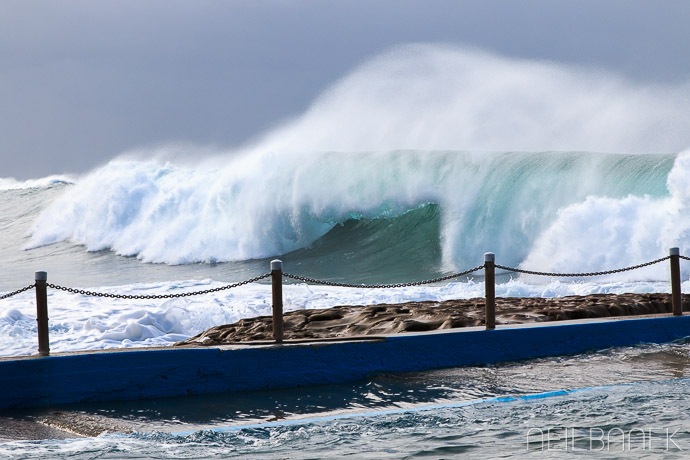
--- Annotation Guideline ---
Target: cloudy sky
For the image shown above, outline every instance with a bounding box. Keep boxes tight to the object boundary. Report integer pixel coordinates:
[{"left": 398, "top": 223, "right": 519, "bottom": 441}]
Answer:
[{"left": 2, "top": 0, "right": 690, "bottom": 179}]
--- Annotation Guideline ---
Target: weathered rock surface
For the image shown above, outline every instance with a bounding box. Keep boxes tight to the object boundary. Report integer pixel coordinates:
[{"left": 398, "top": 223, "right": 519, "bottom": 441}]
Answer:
[{"left": 176, "top": 293, "right": 689, "bottom": 346}]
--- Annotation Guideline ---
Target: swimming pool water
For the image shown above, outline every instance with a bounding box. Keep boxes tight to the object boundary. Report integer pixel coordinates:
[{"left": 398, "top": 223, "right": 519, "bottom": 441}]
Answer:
[{"left": 2, "top": 341, "right": 690, "bottom": 459}]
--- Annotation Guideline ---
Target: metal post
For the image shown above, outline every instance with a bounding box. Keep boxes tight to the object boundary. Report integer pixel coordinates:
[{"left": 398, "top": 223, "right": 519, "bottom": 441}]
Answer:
[
  {"left": 484, "top": 252, "right": 496, "bottom": 330},
  {"left": 670, "top": 248, "right": 682, "bottom": 316},
  {"left": 35, "top": 271, "right": 50, "bottom": 356},
  {"left": 271, "top": 259, "right": 284, "bottom": 342}
]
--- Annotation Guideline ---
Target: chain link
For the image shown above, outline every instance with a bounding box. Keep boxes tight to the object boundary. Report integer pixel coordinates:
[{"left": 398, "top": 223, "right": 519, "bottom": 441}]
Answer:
[
  {"left": 0, "top": 284, "right": 36, "bottom": 300},
  {"left": 2, "top": 254, "right": 685, "bottom": 300},
  {"left": 283, "top": 265, "right": 485, "bottom": 288},
  {"left": 46, "top": 273, "right": 271, "bottom": 300},
  {"left": 495, "top": 256, "right": 671, "bottom": 278}
]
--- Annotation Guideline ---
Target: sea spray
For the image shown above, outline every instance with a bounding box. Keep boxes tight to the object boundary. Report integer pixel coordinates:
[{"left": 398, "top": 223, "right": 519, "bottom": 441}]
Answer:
[
  {"left": 18, "top": 43, "right": 690, "bottom": 277},
  {"left": 245, "top": 44, "right": 690, "bottom": 154}
]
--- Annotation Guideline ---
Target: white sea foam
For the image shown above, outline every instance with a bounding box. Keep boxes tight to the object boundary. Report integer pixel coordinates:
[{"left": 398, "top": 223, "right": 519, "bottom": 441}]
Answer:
[
  {"left": 521, "top": 150, "right": 690, "bottom": 278},
  {"left": 0, "top": 175, "right": 74, "bottom": 190},
  {"left": 23, "top": 150, "right": 686, "bottom": 274}
]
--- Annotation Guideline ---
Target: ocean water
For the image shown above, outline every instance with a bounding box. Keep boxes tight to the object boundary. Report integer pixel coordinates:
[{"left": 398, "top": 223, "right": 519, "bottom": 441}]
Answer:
[
  {"left": 1, "top": 150, "right": 688, "bottom": 357},
  {"left": 3, "top": 45, "right": 690, "bottom": 457}
]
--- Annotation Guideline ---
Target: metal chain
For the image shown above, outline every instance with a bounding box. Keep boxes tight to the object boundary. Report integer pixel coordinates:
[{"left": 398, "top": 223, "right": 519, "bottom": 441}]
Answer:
[
  {"left": 495, "top": 256, "right": 671, "bottom": 278},
  {"left": 283, "top": 265, "right": 485, "bottom": 289},
  {"left": 2, "top": 254, "right": 685, "bottom": 300},
  {"left": 0, "top": 284, "right": 36, "bottom": 300},
  {"left": 46, "top": 273, "right": 271, "bottom": 300}
]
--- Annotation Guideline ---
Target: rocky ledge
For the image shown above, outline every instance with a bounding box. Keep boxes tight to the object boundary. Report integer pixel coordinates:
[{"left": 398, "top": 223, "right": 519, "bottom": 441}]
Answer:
[{"left": 175, "top": 293, "right": 689, "bottom": 346}]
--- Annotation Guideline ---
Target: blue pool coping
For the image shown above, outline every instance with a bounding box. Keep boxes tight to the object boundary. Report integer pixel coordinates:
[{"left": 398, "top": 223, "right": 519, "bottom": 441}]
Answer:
[{"left": 0, "top": 314, "right": 689, "bottom": 410}]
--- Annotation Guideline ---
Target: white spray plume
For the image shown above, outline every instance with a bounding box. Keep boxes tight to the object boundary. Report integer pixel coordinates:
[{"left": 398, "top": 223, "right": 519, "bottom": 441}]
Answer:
[
  {"left": 246, "top": 44, "right": 690, "bottom": 156},
  {"left": 26, "top": 44, "right": 690, "bottom": 273}
]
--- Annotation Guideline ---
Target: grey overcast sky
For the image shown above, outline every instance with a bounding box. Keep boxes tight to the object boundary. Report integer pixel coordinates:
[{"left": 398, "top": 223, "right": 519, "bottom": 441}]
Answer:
[{"left": 2, "top": 0, "right": 690, "bottom": 179}]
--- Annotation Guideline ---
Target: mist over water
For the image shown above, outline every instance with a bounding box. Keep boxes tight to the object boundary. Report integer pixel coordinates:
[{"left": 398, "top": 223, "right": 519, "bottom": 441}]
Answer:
[
  {"left": 249, "top": 44, "right": 690, "bottom": 154},
  {"left": 17, "top": 44, "right": 690, "bottom": 279}
]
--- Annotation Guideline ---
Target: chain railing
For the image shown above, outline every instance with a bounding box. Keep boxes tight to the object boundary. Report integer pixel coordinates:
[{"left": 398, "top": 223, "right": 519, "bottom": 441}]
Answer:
[
  {"left": 283, "top": 265, "right": 484, "bottom": 289},
  {"left": 0, "top": 255, "right": 677, "bottom": 303},
  {"left": 2, "top": 248, "right": 688, "bottom": 355},
  {"left": 0, "top": 283, "right": 35, "bottom": 300},
  {"left": 483, "top": 249, "right": 685, "bottom": 330},
  {"left": 0, "top": 271, "right": 274, "bottom": 356},
  {"left": 495, "top": 256, "right": 671, "bottom": 278},
  {"left": 45, "top": 273, "right": 271, "bottom": 300}
]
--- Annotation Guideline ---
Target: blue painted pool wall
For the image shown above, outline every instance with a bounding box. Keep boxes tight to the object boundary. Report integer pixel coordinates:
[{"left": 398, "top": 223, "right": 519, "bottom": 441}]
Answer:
[{"left": 0, "top": 315, "right": 688, "bottom": 410}]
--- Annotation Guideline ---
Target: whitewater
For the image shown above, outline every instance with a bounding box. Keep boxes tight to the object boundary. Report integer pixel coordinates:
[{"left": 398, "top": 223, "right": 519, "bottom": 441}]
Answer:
[{"left": 3, "top": 44, "right": 690, "bottom": 457}]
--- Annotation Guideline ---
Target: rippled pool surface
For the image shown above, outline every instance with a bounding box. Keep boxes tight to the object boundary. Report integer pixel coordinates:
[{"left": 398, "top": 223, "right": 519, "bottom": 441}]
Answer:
[{"left": 2, "top": 341, "right": 690, "bottom": 459}]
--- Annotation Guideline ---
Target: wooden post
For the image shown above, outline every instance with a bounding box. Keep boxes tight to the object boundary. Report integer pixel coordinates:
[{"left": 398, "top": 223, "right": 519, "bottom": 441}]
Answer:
[
  {"left": 670, "top": 247, "right": 682, "bottom": 316},
  {"left": 484, "top": 252, "right": 496, "bottom": 330},
  {"left": 271, "top": 259, "right": 284, "bottom": 342},
  {"left": 35, "top": 271, "right": 50, "bottom": 356}
]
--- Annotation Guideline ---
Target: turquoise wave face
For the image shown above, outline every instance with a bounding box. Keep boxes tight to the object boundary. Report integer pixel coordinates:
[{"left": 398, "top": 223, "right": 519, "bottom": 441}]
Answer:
[
  {"left": 275, "top": 151, "right": 678, "bottom": 283},
  {"left": 283, "top": 203, "right": 442, "bottom": 284},
  {"left": 438, "top": 151, "right": 674, "bottom": 272}
]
